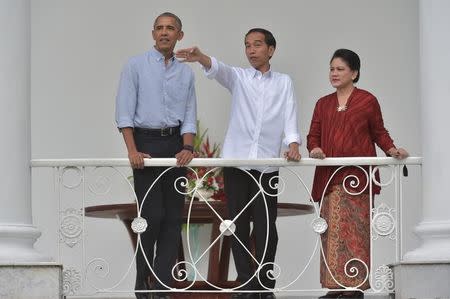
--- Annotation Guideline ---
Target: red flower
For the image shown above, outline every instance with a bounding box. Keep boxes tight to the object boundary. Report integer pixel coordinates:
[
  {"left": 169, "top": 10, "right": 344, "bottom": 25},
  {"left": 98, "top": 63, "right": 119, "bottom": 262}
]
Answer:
[{"left": 187, "top": 120, "right": 226, "bottom": 201}]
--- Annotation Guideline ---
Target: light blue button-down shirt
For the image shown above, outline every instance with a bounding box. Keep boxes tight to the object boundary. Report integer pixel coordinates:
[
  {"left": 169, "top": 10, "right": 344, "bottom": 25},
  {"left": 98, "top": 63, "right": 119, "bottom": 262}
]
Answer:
[{"left": 115, "top": 47, "right": 197, "bottom": 135}]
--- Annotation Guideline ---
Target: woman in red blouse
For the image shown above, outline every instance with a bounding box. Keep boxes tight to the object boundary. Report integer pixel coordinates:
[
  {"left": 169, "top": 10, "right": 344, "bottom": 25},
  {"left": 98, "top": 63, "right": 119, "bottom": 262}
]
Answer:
[{"left": 307, "top": 49, "right": 408, "bottom": 298}]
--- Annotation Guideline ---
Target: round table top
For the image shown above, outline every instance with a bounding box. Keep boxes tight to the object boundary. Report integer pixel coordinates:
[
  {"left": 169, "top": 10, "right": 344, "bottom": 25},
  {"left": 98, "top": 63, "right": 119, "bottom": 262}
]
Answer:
[{"left": 85, "top": 201, "right": 314, "bottom": 222}]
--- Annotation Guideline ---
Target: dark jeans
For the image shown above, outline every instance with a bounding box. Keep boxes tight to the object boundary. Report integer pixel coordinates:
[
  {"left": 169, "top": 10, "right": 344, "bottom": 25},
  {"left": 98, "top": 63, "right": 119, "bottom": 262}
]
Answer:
[
  {"left": 224, "top": 168, "right": 279, "bottom": 290},
  {"left": 133, "top": 130, "right": 186, "bottom": 291}
]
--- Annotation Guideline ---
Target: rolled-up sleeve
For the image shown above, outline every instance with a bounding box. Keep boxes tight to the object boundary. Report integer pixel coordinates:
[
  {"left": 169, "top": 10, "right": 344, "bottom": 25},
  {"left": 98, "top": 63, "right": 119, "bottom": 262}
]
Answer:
[
  {"left": 115, "top": 61, "right": 137, "bottom": 129},
  {"left": 180, "top": 73, "right": 197, "bottom": 135},
  {"left": 283, "top": 78, "right": 301, "bottom": 146}
]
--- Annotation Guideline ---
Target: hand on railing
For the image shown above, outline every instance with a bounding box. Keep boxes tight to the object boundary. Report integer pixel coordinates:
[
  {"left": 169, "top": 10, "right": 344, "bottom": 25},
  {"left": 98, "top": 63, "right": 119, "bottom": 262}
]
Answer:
[
  {"left": 175, "top": 149, "right": 194, "bottom": 167},
  {"left": 310, "top": 147, "right": 326, "bottom": 159},
  {"left": 284, "top": 142, "right": 302, "bottom": 161},
  {"left": 128, "top": 151, "right": 151, "bottom": 169},
  {"left": 387, "top": 147, "right": 409, "bottom": 160}
]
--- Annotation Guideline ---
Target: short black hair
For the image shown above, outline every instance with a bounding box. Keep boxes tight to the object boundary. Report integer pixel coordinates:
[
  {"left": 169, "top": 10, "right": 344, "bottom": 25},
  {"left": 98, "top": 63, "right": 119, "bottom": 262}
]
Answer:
[
  {"left": 245, "top": 28, "right": 276, "bottom": 49},
  {"left": 154, "top": 12, "right": 182, "bottom": 30},
  {"left": 330, "top": 49, "right": 361, "bottom": 83}
]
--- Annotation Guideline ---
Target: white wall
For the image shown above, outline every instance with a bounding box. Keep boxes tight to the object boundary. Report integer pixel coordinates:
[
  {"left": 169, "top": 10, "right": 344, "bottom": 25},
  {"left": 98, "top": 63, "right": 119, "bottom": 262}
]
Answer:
[{"left": 30, "top": 0, "right": 421, "bottom": 294}]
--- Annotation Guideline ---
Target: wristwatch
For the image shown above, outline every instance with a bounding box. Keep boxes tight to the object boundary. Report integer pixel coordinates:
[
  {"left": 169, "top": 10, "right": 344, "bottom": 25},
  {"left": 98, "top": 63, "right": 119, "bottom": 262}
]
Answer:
[{"left": 183, "top": 144, "right": 194, "bottom": 153}]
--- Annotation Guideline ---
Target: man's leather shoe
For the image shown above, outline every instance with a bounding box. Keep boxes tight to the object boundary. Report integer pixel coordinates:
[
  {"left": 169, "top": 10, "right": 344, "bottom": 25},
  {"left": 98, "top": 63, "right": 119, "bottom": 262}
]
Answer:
[
  {"left": 135, "top": 292, "right": 148, "bottom": 299},
  {"left": 319, "top": 291, "right": 344, "bottom": 299},
  {"left": 319, "top": 291, "right": 364, "bottom": 299},
  {"left": 259, "top": 292, "right": 276, "bottom": 299},
  {"left": 134, "top": 274, "right": 150, "bottom": 299},
  {"left": 337, "top": 291, "right": 364, "bottom": 298}
]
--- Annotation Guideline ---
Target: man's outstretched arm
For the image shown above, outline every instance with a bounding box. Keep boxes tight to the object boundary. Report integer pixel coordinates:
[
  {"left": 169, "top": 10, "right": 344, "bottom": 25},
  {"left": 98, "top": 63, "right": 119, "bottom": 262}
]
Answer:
[{"left": 176, "top": 47, "right": 212, "bottom": 69}]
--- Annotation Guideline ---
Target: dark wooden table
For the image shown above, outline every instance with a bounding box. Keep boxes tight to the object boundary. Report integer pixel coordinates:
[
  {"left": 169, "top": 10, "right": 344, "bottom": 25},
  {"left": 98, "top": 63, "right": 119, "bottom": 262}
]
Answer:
[{"left": 85, "top": 201, "right": 313, "bottom": 296}]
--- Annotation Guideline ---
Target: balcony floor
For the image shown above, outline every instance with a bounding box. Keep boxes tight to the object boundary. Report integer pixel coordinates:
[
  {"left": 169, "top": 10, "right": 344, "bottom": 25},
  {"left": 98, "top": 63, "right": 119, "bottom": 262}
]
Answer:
[{"left": 70, "top": 293, "right": 393, "bottom": 299}]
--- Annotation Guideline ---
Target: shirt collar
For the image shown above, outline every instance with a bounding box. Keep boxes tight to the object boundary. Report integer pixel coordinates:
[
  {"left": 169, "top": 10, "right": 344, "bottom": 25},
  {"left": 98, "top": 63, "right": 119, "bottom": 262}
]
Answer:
[
  {"left": 149, "top": 47, "right": 175, "bottom": 63},
  {"left": 252, "top": 67, "right": 273, "bottom": 79}
]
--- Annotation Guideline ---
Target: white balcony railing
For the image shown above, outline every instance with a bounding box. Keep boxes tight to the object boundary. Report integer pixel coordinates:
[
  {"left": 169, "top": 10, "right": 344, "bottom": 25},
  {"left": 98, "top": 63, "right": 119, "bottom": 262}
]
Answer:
[{"left": 31, "top": 157, "right": 422, "bottom": 297}]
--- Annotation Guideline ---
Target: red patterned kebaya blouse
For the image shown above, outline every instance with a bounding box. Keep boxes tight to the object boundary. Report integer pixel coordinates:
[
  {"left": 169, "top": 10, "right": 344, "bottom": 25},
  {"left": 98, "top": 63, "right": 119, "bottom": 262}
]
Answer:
[{"left": 307, "top": 87, "right": 396, "bottom": 202}]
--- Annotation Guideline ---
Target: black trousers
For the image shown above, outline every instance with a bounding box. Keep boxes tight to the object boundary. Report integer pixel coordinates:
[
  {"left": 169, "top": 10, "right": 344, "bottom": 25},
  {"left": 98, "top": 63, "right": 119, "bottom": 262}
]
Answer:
[
  {"left": 223, "top": 168, "right": 279, "bottom": 290},
  {"left": 133, "top": 130, "right": 186, "bottom": 291}
]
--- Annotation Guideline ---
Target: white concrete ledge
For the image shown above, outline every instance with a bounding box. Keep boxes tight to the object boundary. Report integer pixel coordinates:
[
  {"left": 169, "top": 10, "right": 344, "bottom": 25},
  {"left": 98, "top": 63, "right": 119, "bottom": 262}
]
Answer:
[
  {"left": 0, "top": 264, "right": 62, "bottom": 299},
  {"left": 392, "top": 262, "right": 450, "bottom": 298}
]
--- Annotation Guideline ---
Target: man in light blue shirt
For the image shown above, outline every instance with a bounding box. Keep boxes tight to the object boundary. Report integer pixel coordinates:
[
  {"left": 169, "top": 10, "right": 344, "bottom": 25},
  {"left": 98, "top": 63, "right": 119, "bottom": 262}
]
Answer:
[{"left": 115, "top": 12, "right": 197, "bottom": 299}]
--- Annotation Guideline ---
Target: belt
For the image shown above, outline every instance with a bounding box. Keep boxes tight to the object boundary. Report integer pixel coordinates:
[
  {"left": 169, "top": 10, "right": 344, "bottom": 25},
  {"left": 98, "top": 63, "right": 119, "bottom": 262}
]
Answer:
[{"left": 134, "top": 126, "right": 180, "bottom": 137}]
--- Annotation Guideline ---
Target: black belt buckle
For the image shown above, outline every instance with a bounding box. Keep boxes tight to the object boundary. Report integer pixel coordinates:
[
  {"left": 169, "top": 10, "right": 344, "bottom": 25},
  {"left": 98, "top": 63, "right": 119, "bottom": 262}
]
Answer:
[{"left": 161, "top": 127, "right": 172, "bottom": 136}]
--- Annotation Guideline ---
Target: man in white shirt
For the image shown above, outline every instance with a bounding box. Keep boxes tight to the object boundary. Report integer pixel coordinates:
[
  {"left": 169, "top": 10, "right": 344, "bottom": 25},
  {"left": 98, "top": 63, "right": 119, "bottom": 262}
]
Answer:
[{"left": 176, "top": 28, "right": 301, "bottom": 299}]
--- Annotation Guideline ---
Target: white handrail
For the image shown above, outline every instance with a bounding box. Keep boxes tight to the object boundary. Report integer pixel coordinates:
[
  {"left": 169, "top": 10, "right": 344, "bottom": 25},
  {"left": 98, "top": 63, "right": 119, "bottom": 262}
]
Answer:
[{"left": 31, "top": 157, "right": 422, "bottom": 167}]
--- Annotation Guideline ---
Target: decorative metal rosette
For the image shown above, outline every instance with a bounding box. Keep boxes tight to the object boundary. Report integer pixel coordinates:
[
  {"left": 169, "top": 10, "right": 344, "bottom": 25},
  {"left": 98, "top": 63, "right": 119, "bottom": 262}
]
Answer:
[
  {"left": 373, "top": 265, "right": 394, "bottom": 291},
  {"left": 372, "top": 203, "right": 396, "bottom": 239},
  {"left": 311, "top": 217, "right": 328, "bottom": 234},
  {"left": 131, "top": 216, "right": 148, "bottom": 234},
  {"left": 87, "top": 172, "right": 112, "bottom": 195},
  {"left": 219, "top": 219, "right": 236, "bottom": 236},
  {"left": 60, "top": 208, "right": 83, "bottom": 247},
  {"left": 62, "top": 268, "right": 81, "bottom": 296},
  {"left": 60, "top": 166, "right": 83, "bottom": 189}
]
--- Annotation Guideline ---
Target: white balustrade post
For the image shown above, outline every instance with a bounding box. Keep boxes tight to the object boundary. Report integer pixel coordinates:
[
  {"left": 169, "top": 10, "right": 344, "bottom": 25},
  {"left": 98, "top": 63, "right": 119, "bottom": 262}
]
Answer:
[
  {"left": 393, "top": 1, "right": 450, "bottom": 297},
  {"left": 0, "top": 1, "right": 61, "bottom": 297}
]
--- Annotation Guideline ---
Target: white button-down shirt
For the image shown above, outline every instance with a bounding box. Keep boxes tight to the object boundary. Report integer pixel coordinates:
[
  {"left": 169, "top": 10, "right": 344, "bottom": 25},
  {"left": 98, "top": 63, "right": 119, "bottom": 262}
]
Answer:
[{"left": 205, "top": 57, "right": 301, "bottom": 172}]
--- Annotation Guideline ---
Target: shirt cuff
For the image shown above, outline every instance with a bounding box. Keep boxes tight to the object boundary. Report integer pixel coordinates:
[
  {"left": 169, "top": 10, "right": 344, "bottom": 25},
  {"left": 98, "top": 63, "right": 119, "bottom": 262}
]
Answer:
[
  {"left": 203, "top": 57, "right": 218, "bottom": 79},
  {"left": 180, "top": 123, "right": 197, "bottom": 135},
  {"left": 284, "top": 133, "right": 301, "bottom": 147},
  {"left": 116, "top": 120, "right": 134, "bottom": 130}
]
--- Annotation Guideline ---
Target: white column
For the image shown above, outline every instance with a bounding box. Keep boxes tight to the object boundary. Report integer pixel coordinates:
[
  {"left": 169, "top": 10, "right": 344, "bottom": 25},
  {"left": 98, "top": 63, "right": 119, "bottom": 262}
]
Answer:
[
  {"left": 403, "top": 0, "right": 450, "bottom": 262},
  {"left": 0, "top": 0, "right": 46, "bottom": 262}
]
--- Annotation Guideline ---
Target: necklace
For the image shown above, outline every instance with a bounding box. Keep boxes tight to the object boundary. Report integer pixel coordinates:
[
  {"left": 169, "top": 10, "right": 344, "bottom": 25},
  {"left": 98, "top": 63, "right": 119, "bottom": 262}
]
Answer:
[
  {"left": 336, "top": 86, "right": 354, "bottom": 112},
  {"left": 337, "top": 105, "right": 347, "bottom": 112}
]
